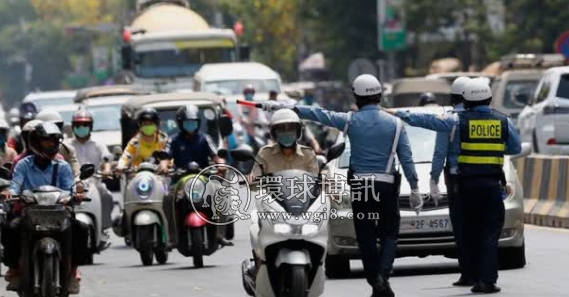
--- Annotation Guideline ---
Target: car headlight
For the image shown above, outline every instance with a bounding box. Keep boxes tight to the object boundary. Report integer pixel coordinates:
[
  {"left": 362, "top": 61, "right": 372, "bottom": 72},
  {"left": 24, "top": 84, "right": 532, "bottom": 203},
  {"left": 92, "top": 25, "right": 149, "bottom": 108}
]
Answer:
[
  {"left": 136, "top": 177, "right": 154, "bottom": 199},
  {"left": 185, "top": 178, "right": 206, "bottom": 203}
]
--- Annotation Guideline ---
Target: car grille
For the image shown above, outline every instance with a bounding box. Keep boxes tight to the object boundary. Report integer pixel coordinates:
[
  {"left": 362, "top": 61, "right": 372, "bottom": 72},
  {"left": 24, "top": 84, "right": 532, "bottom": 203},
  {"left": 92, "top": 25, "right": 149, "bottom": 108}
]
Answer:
[
  {"left": 399, "top": 194, "right": 449, "bottom": 211},
  {"left": 398, "top": 232, "right": 456, "bottom": 245}
]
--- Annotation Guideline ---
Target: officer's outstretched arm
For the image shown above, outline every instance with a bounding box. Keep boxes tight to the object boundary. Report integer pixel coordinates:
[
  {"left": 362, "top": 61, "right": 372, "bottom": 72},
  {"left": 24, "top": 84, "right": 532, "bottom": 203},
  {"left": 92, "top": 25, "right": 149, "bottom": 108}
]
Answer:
[
  {"left": 396, "top": 128, "right": 419, "bottom": 190},
  {"left": 505, "top": 118, "right": 522, "bottom": 155},
  {"left": 294, "top": 106, "right": 347, "bottom": 131},
  {"left": 430, "top": 132, "right": 449, "bottom": 183},
  {"left": 390, "top": 110, "right": 454, "bottom": 132}
]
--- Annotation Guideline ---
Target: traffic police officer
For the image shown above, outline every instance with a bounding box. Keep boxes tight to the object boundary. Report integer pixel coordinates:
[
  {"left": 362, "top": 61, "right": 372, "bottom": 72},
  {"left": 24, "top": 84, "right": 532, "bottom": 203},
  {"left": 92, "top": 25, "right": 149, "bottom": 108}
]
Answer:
[
  {"left": 387, "top": 78, "right": 521, "bottom": 294},
  {"left": 428, "top": 76, "right": 474, "bottom": 286},
  {"left": 266, "top": 74, "right": 423, "bottom": 297}
]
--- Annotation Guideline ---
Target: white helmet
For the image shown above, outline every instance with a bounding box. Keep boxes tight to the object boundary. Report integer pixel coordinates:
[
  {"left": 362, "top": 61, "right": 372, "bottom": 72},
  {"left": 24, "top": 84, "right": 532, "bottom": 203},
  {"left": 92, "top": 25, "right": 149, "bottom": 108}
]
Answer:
[
  {"left": 22, "top": 119, "right": 43, "bottom": 132},
  {"left": 270, "top": 109, "right": 301, "bottom": 126},
  {"left": 36, "top": 110, "right": 63, "bottom": 125},
  {"left": 352, "top": 74, "right": 382, "bottom": 96},
  {"left": 463, "top": 78, "right": 492, "bottom": 102},
  {"left": 0, "top": 119, "right": 9, "bottom": 130},
  {"left": 451, "top": 76, "right": 471, "bottom": 95}
]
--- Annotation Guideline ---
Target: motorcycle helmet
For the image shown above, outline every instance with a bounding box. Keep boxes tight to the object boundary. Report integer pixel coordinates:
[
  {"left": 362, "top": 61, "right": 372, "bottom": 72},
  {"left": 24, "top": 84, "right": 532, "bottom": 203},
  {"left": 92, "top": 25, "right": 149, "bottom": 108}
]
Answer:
[
  {"left": 36, "top": 110, "right": 64, "bottom": 131},
  {"left": 21, "top": 119, "right": 43, "bottom": 150},
  {"left": 419, "top": 92, "right": 437, "bottom": 106},
  {"left": 19, "top": 111, "right": 36, "bottom": 128},
  {"left": 29, "top": 122, "right": 63, "bottom": 160},
  {"left": 176, "top": 104, "right": 200, "bottom": 134},
  {"left": 72, "top": 109, "right": 94, "bottom": 138},
  {"left": 137, "top": 107, "right": 160, "bottom": 126},
  {"left": 269, "top": 109, "right": 302, "bottom": 148},
  {"left": 243, "top": 84, "right": 255, "bottom": 101},
  {"left": 352, "top": 74, "right": 382, "bottom": 109}
]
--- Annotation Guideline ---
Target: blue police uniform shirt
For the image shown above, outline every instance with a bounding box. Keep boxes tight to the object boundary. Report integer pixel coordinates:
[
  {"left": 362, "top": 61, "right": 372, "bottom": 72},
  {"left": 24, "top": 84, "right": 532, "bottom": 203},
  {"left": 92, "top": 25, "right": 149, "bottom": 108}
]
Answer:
[
  {"left": 395, "top": 106, "right": 522, "bottom": 173},
  {"left": 430, "top": 103, "right": 465, "bottom": 183},
  {"left": 10, "top": 155, "right": 75, "bottom": 194},
  {"left": 166, "top": 131, "right": 218, "bottom": 170},
  {"left": 296, "top": 105, "right": 419, "bottom": 189}
]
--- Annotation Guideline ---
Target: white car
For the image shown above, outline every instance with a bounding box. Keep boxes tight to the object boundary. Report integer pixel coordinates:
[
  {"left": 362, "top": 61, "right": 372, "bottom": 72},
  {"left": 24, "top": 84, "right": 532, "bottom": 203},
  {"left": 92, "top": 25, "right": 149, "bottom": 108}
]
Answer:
[
  {"left": 324, "top": 106, "right": 532, "bottom": 278},
  {"left": 517, "top": 66, "right": 569, "bottom": 154},
  {"left": 22, "top": 90, "right": 77, "bottom": 111}
]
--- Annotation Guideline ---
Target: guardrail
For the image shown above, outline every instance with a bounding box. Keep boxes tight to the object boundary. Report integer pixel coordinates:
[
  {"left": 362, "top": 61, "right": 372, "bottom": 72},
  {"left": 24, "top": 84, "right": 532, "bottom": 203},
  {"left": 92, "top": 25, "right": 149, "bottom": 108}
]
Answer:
[{"left": 514, "top": 155, "right": 569, "bottom": 228}]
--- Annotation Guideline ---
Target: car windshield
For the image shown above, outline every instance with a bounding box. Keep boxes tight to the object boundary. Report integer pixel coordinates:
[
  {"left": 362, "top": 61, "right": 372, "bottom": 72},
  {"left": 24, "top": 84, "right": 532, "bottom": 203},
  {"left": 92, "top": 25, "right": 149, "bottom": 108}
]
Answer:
[
  {"left": 338, "top": 123, "right": 436, "bottom": 168},
  {"left": 557, "top": 74, "right": 569, "bottom": 99},
  {"left": 385, "top": 93, "right": 451, "bottom": 107},
  {"left": 134, "top": 48, "right": 235, "bottom": 78},
  {"left": 87, "top": 104, "right": 122, "bottom": 132},
  {"left": 503, "top": 80, "right": 539, "bottom": 108},
  {"left": 29, "top": 96, "right": 74, "bottom": 110},
  {"left": 156, "top": 107, "right": 220, "bottom": 146},
  {"left": 204, "top": 79, "right": 280, "bottom": 96}
]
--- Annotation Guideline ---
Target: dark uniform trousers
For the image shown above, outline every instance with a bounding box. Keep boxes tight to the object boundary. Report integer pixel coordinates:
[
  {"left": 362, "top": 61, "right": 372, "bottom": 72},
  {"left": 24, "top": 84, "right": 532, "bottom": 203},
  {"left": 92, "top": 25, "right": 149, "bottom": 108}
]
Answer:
[{"left": 350, "top": 180, "right": 400, "bottom": 286}]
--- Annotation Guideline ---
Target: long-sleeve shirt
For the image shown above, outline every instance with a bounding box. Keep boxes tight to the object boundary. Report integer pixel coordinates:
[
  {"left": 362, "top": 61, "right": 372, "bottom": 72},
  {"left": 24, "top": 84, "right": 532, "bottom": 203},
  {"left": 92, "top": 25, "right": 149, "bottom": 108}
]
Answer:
[
  {"left": 10, "top": 155, "right": 75, "bottom": 195},
  {"left": 295, "top": 105, "right": 419, "bottom": 189},
  {"left": 118, "top": 132, "right": 169, "bottom": 169},
  {"left": 395, "top": 105, "right": 522, "bottom": 177},
  {"left": 430, "top": 103, "right": 464, "bottom": 183}
]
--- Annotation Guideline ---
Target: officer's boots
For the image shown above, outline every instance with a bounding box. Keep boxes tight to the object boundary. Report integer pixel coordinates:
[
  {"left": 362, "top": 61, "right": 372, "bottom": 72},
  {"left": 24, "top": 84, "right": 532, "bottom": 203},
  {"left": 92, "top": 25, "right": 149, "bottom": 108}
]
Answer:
[{"left": 371, "top": 275, "right": 395, "bottom": 297}]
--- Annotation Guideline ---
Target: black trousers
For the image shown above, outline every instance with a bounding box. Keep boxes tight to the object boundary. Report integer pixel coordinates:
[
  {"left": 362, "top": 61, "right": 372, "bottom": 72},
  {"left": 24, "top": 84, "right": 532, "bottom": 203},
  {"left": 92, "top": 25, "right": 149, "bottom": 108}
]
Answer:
[
  {"left": 351, "top": 180, "right": 400, "bottom": 286},
  {"left": 459, "top": 178, "right": 505, "bottom": 284},
  {"left": 444, "top": 170, "right": 472, "bottom": 280}
]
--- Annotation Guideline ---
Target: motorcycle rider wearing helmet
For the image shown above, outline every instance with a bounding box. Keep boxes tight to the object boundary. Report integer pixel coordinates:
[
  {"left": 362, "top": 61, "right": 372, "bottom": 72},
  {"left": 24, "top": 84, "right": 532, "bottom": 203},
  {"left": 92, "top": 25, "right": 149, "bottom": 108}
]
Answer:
[
  {"left": 116, "top": 107, "right": 168, "bottom": 174},
  {"left": 1, "top": 122, "right": 88, "bottom": 294},
  {"left": 244, "top": 108, "right": 319, "bottom": 282},
  {"left": 386, "top": 78, "right": 521, "bottom": 294},
  {"left": 159, "top": 104, "right": 233, "bottom": 246},
  {"left": 66, "top": 109, "right": 115, "bottom": 231},
  {"left": 419, "top": 92, "right": 438, "bottom": 106},
  {"left": 0, "top": 119, "right": 18, "bottom": 164},
  {"left": 238, "top": 84, "right": 269, "bottom": 153},
  {"left": 263, "top": 74, "right": 422, "bottom": 297},
  {"left": 35, "top": 110, "right": 81, "bottom": 177},
  {"left": 8, "top": 110, "right": 36, "bottom": 154}
]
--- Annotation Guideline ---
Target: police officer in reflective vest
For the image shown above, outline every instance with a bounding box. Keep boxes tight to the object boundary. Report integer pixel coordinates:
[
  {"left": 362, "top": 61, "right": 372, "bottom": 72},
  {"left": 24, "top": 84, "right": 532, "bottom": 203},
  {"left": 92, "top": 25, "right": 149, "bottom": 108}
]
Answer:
[
  {"left": 387, "top": 78, "right": 521, "bottom": 294},
  {"left": 265, "top": 74, "right": 423, "bottom": 297},
  {"left": 429, "top": 76, "right": 474, "bottom": 286}
]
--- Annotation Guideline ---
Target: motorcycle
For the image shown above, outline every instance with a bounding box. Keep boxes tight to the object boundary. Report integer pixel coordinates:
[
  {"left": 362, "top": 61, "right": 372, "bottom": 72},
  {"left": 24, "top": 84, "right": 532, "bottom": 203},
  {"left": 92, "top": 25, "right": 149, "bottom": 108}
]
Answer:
[
  {"left": 112, "top": 151, "right": 172, "bottom": 266},
  {"left": 167, "top": 150, "right": 231, "bottom": 268},
  {"left": 73, "top": 173, "right": 111, "bottom": 265},
  {"left": 0, "top": 164, "right": 12, "bottom": 276},
  {"left": 232, "top": 142, "right": 346, "bottom": 297},
  {"left": 7, "top": 164, "right": 95, "bottom": 297}
]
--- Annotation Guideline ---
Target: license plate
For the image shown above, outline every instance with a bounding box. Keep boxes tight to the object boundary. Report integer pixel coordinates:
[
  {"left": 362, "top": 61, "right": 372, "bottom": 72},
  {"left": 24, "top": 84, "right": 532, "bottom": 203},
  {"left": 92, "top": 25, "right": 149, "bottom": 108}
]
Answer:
[{"left": 400, "top": 217, "right": 452, "bottom": 234}]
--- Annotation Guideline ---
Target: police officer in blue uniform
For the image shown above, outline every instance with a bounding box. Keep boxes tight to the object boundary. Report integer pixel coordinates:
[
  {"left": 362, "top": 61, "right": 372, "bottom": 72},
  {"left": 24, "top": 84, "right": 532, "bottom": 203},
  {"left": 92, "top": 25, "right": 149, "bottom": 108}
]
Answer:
[
  {"left": 387, "top": 78, "right": 521, "bottom": 294},
  {"left": 428, "top": 76, "right": 475, "bottom": 286},
  {"left": 266, "top": 74, "right": 423, "bottom": 297}
]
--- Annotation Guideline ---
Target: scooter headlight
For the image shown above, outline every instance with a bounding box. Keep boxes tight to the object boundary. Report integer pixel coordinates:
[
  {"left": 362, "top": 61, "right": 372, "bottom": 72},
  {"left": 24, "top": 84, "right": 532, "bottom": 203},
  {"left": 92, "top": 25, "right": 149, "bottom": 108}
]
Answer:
[
  {"left": 136, "top": 177, "right": 154, "bottom": 199},
  {"left": 185, "top": 178, "right": 206, "bottom": 204}
]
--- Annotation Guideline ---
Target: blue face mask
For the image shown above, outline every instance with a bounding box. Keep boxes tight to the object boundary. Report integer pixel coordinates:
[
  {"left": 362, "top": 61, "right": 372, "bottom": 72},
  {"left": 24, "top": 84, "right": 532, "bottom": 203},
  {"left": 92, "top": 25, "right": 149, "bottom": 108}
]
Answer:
[
  {"left": 276, "top": 132, "right": 297, "bottom": 148},
  {"left": 74, "top": 126, "right": 91, "bottom": 138},
  {"left": 245, "top": 93, "right": 254, "bottom": 101},
  {"left": 182, "top": 120, "right": 199, "bottom": 133}
]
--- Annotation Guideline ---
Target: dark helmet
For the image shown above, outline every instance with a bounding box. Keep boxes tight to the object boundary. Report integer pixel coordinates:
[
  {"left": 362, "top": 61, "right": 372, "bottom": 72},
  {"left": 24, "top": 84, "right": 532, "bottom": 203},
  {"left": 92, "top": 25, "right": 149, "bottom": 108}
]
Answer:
[
  {"left": 72, "top": 109, "right": 94, "bottom": 127},
  {"left": 419, "top": 92, "right": 437, "bottom": 106},
  {"left": 137, "top": 107, "right": 159, "bottom": 126},
  {"left": 243, "top": 84, "right": 255, "bottom": 94},
  {"left": 29, "top": 122, "right": 63, "bottom": 160},
  {"left": 19, "top": 111, "right": 36, "bottom": 127},
  {"left": 176, "top": 104, "right": 200, "bottom": 133}
]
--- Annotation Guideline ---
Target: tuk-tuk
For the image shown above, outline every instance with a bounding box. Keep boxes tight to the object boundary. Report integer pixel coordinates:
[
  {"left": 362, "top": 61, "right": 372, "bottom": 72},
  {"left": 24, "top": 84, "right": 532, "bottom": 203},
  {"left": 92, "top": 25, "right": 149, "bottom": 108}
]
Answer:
[
  {"left": 74, "top": 84, "right": 149, "bottom": 104},
  {"left": 383, "top": 78, "right": 451, "bottom": 108}
]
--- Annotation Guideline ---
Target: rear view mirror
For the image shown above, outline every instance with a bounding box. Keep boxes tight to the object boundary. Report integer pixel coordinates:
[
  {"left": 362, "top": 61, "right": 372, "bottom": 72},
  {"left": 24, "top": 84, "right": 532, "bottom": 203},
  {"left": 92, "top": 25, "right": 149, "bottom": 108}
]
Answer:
[
  {"left": 316, "top": 155, "right": 327, "bottom": 170},
  {"left": 121, "top": 45, "right": 132, "bottom": 70},
  {"left": 326, "top": 143, "right": 346, "bottom": 162},
  {"left": 79, "top": 164, "right": 96, "bottom": 180},
  {"left": 219, "top": 115, "right": 234, "bottom": 137}
]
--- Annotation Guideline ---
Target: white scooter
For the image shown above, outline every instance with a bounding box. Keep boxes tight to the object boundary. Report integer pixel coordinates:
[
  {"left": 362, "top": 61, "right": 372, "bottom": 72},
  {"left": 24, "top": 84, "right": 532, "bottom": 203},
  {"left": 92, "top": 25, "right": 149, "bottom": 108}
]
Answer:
[
  {"left": 74, "top": 174, "right": 111, "bottom": 264},
  {"left": 232, "top": 142, "right": 346, "bottom": 297}
]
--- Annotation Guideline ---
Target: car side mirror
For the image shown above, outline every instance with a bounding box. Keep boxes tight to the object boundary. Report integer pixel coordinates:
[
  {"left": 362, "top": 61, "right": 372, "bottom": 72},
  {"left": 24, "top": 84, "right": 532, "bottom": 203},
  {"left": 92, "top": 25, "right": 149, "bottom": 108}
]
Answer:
[
  {"left": 219, "top": 115, "right": 234, "bottom": 137},
  {"left": 152, "top": 151, "right": 170, "bottom": 161},
  {"left": 217, "top": 148, "right": 228, "bottom": 159},
  {"left": 121, "top": 45, "right": 132, "bottom": 70},
  {"left": 239, "top": 44, "right": 251, "bottom": 61},
  {"left": 79, "top": 164, "right": 96, "bottom": 180},
  {"left": 511, "top": 142, "right": 532, "bottom": 160}
]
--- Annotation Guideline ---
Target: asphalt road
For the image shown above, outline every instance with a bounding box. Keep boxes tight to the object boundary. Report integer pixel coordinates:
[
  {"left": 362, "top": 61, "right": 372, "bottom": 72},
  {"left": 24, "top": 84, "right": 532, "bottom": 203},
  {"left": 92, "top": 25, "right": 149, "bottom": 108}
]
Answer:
[{"left": 2, "top": 194, "right": 569, "bottom": 297}]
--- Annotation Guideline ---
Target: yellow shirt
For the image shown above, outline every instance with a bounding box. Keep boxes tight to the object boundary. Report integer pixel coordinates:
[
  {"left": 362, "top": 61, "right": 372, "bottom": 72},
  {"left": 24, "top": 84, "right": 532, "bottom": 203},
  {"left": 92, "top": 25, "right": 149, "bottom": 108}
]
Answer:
[{"left": 118, "top": 132, "right": 168, "bottom": 168}]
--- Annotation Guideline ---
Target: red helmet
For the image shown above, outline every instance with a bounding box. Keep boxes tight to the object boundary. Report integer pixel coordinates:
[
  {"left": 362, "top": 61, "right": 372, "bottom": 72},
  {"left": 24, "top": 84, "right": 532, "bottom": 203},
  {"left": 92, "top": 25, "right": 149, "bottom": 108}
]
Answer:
[
  {"left": 72, "top": 109, "right": 94, "bottom": 125},
  {"left": 243, "top": 84, "right": 255, "bottom": 94}
]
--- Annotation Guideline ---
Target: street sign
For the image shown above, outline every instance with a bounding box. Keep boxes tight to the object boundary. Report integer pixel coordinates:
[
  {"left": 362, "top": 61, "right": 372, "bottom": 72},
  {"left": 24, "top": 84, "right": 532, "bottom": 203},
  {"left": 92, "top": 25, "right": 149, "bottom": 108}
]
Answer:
[
  {"left": 377, "top": 0, "right": 407, "bottom": 52},
  {"left": 348, "top": 59, "right": 377, "bottom": 83},
  {"left": 555, "top": 31, "right": 569, "bottom": 61}
]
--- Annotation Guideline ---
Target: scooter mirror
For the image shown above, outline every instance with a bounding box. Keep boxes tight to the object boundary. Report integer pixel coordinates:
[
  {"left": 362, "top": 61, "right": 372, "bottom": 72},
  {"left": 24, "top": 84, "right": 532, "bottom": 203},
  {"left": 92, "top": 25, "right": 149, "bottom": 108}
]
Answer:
[
  {"left": 231, "top": 144, "right": 256, "bottom": 162},
  {"left": 79, "top": 164, "right": 96, "bottom": 180},
  {"left": 326, "top": 142, "right": 345, "bottom": 162},
  {"left": 316, "top": 155, "right": 327, "bottom": 170},
  {"left": 217, "top": 148, "right": 228, "bottom": 159}
]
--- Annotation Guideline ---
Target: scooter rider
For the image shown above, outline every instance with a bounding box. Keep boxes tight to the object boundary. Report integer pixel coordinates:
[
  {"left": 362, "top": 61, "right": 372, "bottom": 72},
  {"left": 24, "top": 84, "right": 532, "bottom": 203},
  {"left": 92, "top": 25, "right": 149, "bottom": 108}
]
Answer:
[
  {"left": 8, "top": 109, "right": 36, "bottom": 154},
  {"left": 428, "top": 76, "right": 474, "bottom": 286},
  {"left": 387, "top": 78, "right": 521, "bottom": 294},
  {"left": 0, "top": 119, "right": 18, "bottom": 164},
  {"left": 2, "top": 122, "right": 89, "bottom": 294},
  {"left": 418, "top": 92, "right": 438, "bottom": 106},
  {"left": 264, "top": 74, "right": 423, "bottom": 297},
  {"left": 66, "top": 109, "right": 115, "bottom": 231},
  {"left": 158, "top": 104, "right": 232, "bottom": 246},
  {"left": 245, "top": 108, "right": 319, "bottom": 281},
  {"left": 116, "top": 107, "right": 169, "bottom": 174},
  {"left": 238, "top": 84, "right": 269, "bottom": 153}
]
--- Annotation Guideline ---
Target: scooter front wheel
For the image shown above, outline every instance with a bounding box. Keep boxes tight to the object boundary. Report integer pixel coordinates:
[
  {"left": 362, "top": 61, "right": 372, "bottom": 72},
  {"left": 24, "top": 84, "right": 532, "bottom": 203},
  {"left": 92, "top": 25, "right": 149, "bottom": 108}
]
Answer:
[
  {"left": 280, "top": 265, "right": 308, "bottom": 297},
  {"left": 155, "top": 250, "right": 168, "bottom": 265},
  {"left": 41, "top": 254, "right": 56, "bottom": 297},
  {"left": 140, "top": 247, "right": 154, "bottom": 266},
  {"left": 190, "top": 228, "right": 204, "bottom": 268}
]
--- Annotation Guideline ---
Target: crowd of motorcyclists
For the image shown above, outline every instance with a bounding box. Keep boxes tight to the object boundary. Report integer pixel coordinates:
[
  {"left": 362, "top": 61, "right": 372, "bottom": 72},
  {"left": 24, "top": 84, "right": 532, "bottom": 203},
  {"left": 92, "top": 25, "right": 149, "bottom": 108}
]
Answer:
[{"left": 0, "top": 73, "right": 519, "bottom": 297}]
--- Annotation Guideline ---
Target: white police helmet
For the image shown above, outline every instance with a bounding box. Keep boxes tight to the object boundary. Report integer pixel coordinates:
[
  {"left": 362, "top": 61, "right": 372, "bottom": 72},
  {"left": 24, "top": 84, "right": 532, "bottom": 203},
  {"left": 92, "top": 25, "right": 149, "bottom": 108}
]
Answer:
[
  {"left": 352, "top": 74, "right": 382, "bottom": 96},
  {"left": 270, "top": 109, "right": 301, "bottom": 126},
  {"left": 463, "top": 78, "right": 492, "bottom": 102},
  {"left": 451, "top": 76, "right": 471, "bottom": 95}
]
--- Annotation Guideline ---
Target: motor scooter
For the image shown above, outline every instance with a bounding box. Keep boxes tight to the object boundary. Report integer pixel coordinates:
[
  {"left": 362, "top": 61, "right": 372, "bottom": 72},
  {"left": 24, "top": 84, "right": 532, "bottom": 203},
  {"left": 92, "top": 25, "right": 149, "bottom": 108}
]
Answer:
[
  {"left": 112, "top": 151, "right": 172, "bottom": 266},
  {"left": 0, "top": 164, "right": 12, "bottom": 276},
  {"left": 233, "top": 142, "right": 346, "bottom": 297},
  {"left": 6, "top": 164, "right": 96, "bottom": 297},
  {"left": 74, "top": 174, "right": 111, "bottom": 264}
]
